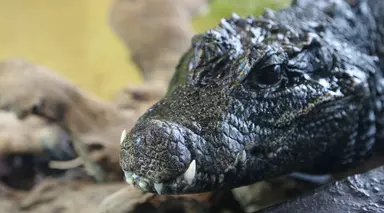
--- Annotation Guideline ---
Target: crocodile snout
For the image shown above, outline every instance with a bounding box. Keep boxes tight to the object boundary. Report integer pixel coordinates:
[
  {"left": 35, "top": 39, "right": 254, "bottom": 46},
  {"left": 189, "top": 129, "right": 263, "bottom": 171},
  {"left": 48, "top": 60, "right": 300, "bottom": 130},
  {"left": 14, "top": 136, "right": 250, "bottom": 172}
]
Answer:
[{"left": 121, "top": 119, "right": 192, "bottom": 183}]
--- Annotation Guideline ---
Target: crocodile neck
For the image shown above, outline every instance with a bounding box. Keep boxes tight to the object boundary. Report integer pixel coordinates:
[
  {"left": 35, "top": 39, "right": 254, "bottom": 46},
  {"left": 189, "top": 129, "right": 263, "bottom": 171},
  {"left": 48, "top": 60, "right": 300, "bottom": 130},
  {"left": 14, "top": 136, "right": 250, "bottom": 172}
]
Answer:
[
  {"left": 294, "top": 0, "right": 384, "bottom": 68},
  {"left": 358, "top": 0, "right": 384, "bottom": 149},
  {"left": 365, "top": 0, "right": 384, "bottom": 65},
  {"left": 302, "top": 0, "right": 384, "bottom": 146}
]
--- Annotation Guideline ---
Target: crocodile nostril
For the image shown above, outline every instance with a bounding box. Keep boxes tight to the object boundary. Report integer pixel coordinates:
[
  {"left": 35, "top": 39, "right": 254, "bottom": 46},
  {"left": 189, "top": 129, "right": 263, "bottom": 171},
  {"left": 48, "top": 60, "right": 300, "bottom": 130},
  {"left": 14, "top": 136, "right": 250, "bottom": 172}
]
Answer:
[
  {"left": 140, "top": 119, "right": 178, "bottom": 146},
  {"left": 127, "top": 119, "right": 192, "bottom": 181}
]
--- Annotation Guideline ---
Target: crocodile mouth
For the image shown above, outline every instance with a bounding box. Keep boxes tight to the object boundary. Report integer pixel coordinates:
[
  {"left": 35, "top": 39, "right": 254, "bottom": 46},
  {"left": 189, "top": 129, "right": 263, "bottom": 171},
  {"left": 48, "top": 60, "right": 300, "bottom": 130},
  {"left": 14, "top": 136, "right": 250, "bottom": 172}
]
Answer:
[
  {"left": 122, "top": 160, "right": 196, "bottom": 194},
  {"left": 120, "top": 130, "right": 197, "bottom": 194}
]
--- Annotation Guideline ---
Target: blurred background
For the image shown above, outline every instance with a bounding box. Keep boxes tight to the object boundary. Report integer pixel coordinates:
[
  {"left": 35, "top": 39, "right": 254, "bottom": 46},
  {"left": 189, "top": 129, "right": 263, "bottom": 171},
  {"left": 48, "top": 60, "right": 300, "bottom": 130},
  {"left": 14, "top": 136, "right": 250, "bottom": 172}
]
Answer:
[{"left": 0, "top": 0, "right": 290, "bottom": 100}]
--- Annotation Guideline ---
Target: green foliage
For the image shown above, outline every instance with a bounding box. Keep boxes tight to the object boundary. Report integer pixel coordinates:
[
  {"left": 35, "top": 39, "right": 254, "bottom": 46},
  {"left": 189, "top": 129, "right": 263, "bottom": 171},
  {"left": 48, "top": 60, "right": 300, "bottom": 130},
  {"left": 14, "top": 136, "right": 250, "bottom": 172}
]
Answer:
[{"left": 192, "top": 0, "right": 292, "bottom": 32}]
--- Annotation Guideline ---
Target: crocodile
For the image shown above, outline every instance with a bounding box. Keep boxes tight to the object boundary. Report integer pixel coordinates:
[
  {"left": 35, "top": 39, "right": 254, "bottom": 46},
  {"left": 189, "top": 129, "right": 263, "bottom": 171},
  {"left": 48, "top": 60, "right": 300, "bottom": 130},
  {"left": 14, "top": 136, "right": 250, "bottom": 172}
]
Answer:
[{"left": 120, "top": 0, "right": 384, "bottom": 195}]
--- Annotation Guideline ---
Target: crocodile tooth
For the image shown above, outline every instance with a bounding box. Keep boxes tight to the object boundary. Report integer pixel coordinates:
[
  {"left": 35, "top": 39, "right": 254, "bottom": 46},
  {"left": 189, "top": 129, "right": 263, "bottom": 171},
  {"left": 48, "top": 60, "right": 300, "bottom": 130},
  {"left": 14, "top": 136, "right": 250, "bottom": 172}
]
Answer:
[
  {"left": 126, "top": 177, "right": 133, "bottom": 185},
  {"left": 236, "top": 150, "right": 246, "bottom": 163},
  {"left": 124, "top": 171, "right": 133, "bottom": 185},
  {"left": 120, "top": 130, "right": 127, "bottom": 145},
  {"left": 183, "top": 160, "right": 196, "bottom": 184},
  {"left": 138, "top": 180, "right": 149, "bottom": 191},
  {"left": 218, "top": 174, "right": 224, "bottom": 184},
  {"left": 154, "top": 183, "right": 163, "bottom": 195},
  {"left": 124, "top": 171, "right": 133, "bottom": 178}
]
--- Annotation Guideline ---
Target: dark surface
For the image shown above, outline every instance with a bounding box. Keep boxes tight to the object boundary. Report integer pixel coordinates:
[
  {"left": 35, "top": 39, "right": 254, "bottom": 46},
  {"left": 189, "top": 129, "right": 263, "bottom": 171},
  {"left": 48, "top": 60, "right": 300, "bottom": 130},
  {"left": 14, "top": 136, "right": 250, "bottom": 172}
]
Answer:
[
  {"left": 256, "top": 166, "right": 384, "bottom": 213},
  {"left": 121, "top": 0, "right": 384, "bottom": 194}
]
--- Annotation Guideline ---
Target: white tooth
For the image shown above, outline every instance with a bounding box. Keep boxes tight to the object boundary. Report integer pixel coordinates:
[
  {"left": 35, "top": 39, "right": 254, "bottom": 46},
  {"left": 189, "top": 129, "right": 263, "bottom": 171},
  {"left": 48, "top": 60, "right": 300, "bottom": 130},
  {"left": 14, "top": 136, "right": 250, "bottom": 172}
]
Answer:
[
  {"left": 218, "top": 174, "right": 224, "bottom": 184},
  {"left": 154, "top": 183, "right": 163, "bottom": 194},
  {"left": 125, "top": 172, "right": 136, "bottom": 185},
  {"left": 139, "top": 180, "right": 149, "bottom": 191},
  {"left": 120, "top": 130, "right": 127, "bottom": 145},
  {"left": 124, "top": 171, "right": 133, "bottom": 184},
  {"left": 236, "top": 150, "right": 246, "bottom": 163},
  {"left": 126, "top": 177, "right": 133, "bottom": 185},
  {"left": 183, "top": 159, "right": 196, "bottom": 184},
  {"left": 124, "top": 171, "right": 133, "bottom": 178}
]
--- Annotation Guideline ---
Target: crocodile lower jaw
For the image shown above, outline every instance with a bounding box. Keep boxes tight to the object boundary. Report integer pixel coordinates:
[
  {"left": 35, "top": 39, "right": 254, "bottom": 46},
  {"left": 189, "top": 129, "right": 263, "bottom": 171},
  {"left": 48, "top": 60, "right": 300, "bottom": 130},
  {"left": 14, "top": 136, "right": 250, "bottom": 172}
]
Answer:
[{"left": 123, "top": 160, "right": 195, "bottom": 194}]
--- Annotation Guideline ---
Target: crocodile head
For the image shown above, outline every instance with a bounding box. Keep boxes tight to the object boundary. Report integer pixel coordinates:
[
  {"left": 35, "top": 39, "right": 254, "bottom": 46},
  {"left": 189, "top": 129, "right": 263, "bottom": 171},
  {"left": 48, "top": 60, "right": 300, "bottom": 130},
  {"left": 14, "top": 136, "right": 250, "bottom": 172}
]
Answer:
[{"left": 120, "top": 9, "right": 377, "bottom": 194}]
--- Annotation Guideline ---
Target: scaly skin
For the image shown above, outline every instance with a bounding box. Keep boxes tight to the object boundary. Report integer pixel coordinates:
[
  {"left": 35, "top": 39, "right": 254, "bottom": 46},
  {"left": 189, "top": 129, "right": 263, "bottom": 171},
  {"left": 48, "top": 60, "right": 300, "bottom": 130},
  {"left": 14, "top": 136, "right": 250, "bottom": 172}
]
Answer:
[{"left": 120, "top": 0, "right": 384, "bottom": 194}]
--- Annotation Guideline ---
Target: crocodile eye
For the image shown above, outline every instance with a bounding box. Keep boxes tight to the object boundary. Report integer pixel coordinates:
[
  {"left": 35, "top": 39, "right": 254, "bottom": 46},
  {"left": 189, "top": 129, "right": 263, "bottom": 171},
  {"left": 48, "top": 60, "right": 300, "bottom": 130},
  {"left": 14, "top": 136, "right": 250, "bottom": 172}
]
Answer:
[{"left": 251, "top": 65, "right": 282, "bottom": 86}]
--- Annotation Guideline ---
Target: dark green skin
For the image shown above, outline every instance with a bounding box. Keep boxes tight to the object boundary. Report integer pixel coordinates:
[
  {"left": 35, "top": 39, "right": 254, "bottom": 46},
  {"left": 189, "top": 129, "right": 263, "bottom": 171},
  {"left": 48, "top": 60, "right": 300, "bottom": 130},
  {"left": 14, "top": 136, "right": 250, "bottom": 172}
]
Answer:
[{"left": 120, "top": 0, "right": 384, "bottom": 194}]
